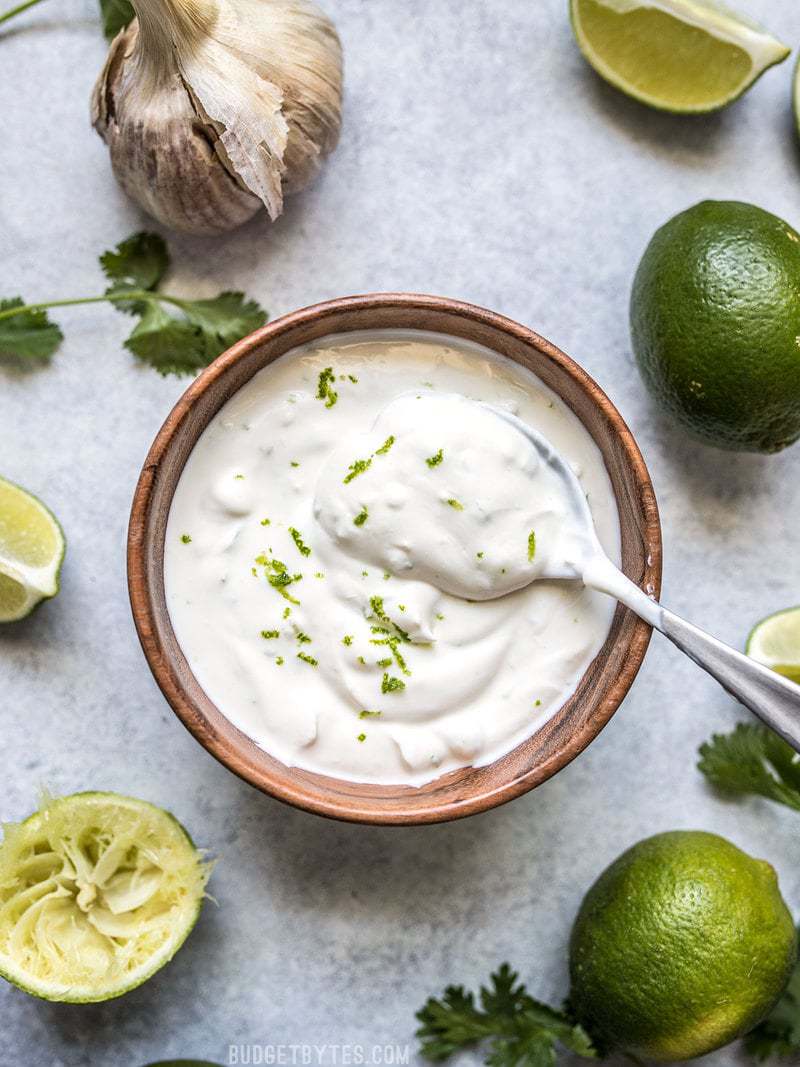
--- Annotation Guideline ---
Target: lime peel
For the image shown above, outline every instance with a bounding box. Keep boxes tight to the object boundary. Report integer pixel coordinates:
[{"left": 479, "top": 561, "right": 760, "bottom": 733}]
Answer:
[
  {"left": 0, "top": 475, "right": 65, "bottom": 622},
  {"left": 0, "top": 791, "right": 210, "bottom": 1003},
  {"left": 570, "top": 0, "right": 790, "bottom": 114}
]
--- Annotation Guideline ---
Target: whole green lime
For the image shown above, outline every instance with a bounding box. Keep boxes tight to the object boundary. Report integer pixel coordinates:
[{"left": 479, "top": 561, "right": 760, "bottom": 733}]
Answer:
[
  {"left": 569, "top": 830, "right": 796, "bottom": 1061},
  {"left": 630, "top": 200, "right": 800, "bottom": 453}
]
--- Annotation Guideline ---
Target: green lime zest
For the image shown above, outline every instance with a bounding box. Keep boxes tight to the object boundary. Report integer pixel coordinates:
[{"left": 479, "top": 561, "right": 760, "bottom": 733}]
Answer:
[
  {"left": 357, "top": 732, "right": 367, "bottom": 742},
  {"left": 260, "top": 630, "right": 279, "bottom": 639},
  {"left": 381, "top": 673, "right": 406, "bottom": 694},
  {"left": 369, "top": 595, "right": 411, "bottom": 642},
  {"left": 289, "top": 526, "right": 311, "bottom": 557},
  {"left": 354, "top": 505, "right": 369, "bottom": 527},
  {"left": 447, "top": 498, "right": 464, "bottom": 511},
  {"left": 297, "top": 652, "right": 318, "bottom": 667},
  {"left": 256, "top": 553, "right": 303, "bottom": 604},
  {"left": 344, "top": 457, "right": 372, "bottom": 484},
  {"left": 180, "top": 534, "right": 192, "bottom": 544},
  {"left": 343, "top": 635, "right": 353, "bottom": 646},
  {"left": 528, "top": 531, "right": 536, "bottom": 562},
  {"left": 295, "top": 631, "right": 312, "bottom": 645},
  {"left": 359, "top": 710, "right": 382, "bottom": 719},
  {"left": 426, "top": 448, "right": 444, "bottom": 467},
  {"left": 317, "top": 367, "right": 338, "bottom": 408},
  {"left": 375, "top": 435, "right": 395, "bottom": 455}
]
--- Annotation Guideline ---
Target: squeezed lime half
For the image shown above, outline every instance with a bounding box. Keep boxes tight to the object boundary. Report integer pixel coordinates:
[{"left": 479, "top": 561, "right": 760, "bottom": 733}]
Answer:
[
  {"left": 747, "top": 608, "right": 800, "bottom": 684},
  {"left": 569, "top": 0, "right": 789, "bottom": 113},
  {"left": 0, "top": 792, "right": 210, "bottom": 1002},
  {"left": 0, "top": 475, "right": 65, "bottom": 622}
]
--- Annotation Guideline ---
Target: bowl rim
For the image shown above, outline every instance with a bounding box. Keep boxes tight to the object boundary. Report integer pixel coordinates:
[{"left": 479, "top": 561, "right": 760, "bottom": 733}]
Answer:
[{"left": 128, "top": 292, "right": 662, "bottom": 824}]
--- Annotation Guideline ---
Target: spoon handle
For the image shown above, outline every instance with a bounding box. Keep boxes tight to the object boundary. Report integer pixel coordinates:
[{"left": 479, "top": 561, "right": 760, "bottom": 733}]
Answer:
[
  {"left": 592, "top": 561, "right": 800, "bottom": 753},
  {"left": 659, "top": 610, "right": 800, "bottom": 751}
]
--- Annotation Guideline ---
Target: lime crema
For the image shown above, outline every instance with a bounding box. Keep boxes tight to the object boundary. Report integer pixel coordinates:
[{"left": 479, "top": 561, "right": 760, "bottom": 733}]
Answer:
[{"left": 165, "top": 333, "right": 620, "bottom": 785}]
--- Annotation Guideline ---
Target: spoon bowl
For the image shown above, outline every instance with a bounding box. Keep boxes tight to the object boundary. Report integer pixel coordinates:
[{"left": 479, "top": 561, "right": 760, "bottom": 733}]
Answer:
[{"left": 486, "top": 403, "right": 800, "bottom": 750}]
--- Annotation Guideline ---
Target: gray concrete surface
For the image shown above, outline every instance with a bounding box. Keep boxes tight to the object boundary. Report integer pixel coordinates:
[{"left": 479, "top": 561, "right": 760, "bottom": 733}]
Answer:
[{"left": 2, "top": 1, "right": 800, "bottom": 1064}]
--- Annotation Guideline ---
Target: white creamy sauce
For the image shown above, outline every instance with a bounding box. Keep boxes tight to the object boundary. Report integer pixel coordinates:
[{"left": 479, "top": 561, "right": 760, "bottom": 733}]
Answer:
[{"left": 165, "top": 332, "right": 621, "bottom": 786}]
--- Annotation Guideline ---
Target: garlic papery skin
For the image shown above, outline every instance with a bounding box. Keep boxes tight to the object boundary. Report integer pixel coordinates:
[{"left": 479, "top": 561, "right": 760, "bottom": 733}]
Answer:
[{"left": 91, "top": 0, "right": 343, "bottom": 236}]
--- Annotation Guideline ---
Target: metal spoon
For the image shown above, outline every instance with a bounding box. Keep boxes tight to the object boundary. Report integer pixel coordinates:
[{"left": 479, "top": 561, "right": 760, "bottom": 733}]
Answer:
[{"left": 486, "top": 404, "right": 800, "bottom": 753}]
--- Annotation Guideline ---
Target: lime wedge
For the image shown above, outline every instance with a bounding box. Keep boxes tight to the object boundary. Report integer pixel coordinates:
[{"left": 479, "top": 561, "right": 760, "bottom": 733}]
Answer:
[
  {"left": 0, "top": 475, "right": 65, "bottom": 622},
  {"left": 569, "top": 0, "right": 790, "bottom": 113},
  {"left": 747, "top": 608, "right": 800, "bottom": 684},
  {"left": 0, "top": 792, "right": 210, "bottom": 1002}
]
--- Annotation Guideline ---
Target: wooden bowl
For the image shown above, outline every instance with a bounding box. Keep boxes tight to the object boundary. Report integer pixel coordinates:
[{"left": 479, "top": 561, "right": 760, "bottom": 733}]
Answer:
[{"left": 128, "top": 294, "right": 662, "bottom": 824}]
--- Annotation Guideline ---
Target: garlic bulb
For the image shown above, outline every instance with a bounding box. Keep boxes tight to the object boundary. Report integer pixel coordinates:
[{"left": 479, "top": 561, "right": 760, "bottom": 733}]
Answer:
[{"left": 91, "top": 0, "right": 343, "bottom": 235}]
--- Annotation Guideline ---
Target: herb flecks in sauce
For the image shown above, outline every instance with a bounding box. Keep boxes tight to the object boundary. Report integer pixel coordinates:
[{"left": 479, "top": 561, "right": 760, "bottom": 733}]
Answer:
[
  {"left": 357, "top": 732, "right": 367, "bottom": 742},
  {"left": 528, "top": 531, "right": 536, "bottom": 562},
  {"left": 297, "top": 651, "right": 318, "bottom": 667},
  {"left": 260, "top": 630, "right": 280, "bottom": 639},
  {"left": 375, "top": 435, "right": 395, "bottom": 455},
  {"left": 426, "top": 448, "right": 444, "bottom": 468},
  {"left": 359, "top": 710, "right": 382, "bottom": 719},
  {"left": 353, "top": 505, "right": 369, "bottom": 527},
  {"left": 180, "top": 533, "right": 192, "bottom": 544},
  {"left": 447, "top": 498, "right": 464, "bottom": 511},
  {"left": 342, "top": 635, "right": 353, "bottom": 646}
]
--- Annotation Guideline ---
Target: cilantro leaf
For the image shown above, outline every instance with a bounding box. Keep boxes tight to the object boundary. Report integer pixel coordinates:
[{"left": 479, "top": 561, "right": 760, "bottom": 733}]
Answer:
[
  {"left": 101, "top": 232, "right": 170, "bottom": 312},
  {"left": 123, "top": 302, "right": 208, "bottom": 376},
  {"left": 416, "top": 964, "right": 597, "bottom": 1066},
  {"left": 698, "top": 723, "right": 800, "bottom": 811},
  {"left": 744, "top": 938, "right": 800, "bottom": 1061},
  {"left": 181, "top": 292, "right": 267, "bottom": 361},
  {"left": 0, "top": 298, "right": 63, "bottom": 362},
  {"left": 3, "top": 232, "right": 267, "bottom": 377},
  {"left": 98, "top": 0, "right": 135, "bottom": 39}
]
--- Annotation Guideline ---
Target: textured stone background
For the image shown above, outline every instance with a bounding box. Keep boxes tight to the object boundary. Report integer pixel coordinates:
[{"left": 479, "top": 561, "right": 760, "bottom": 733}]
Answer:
[{"left": 2, "top": 1, "right": 800, "bottom": 1064}]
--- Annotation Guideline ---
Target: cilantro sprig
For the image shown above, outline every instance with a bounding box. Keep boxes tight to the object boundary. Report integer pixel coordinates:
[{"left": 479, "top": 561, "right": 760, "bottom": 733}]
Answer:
[
  {"left": 0, "top": 232, "right": 267, "bottom": 376},
  {"left": 416, "top": 964, "right": 597, "bottom": 1066},
  {"left": 697, "top": 723, "right": 800, "bottom": 811}
]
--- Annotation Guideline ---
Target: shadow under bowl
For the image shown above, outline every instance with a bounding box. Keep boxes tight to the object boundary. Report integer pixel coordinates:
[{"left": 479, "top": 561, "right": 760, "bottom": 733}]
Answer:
[{"left": 128, "top": 293, "right": 662, "bottom": 825}]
